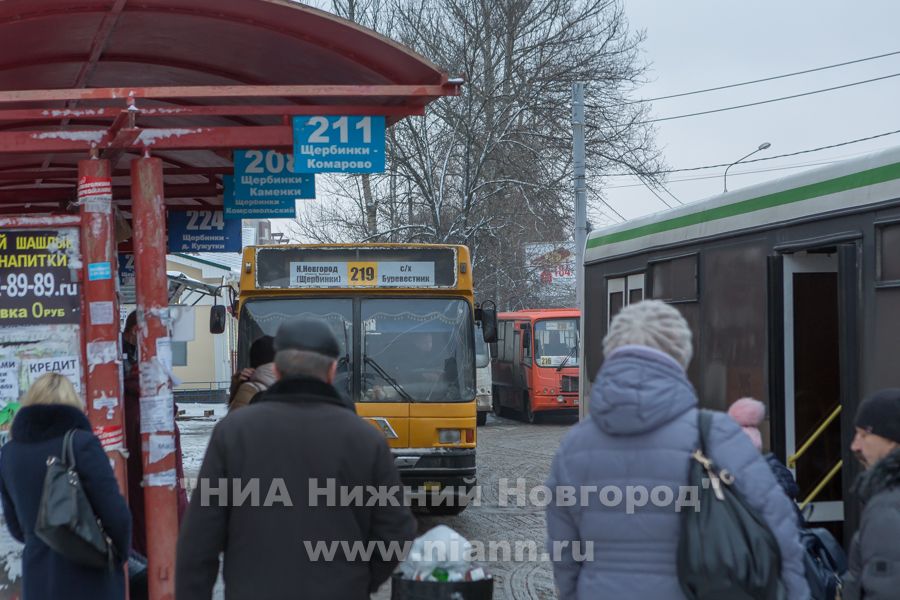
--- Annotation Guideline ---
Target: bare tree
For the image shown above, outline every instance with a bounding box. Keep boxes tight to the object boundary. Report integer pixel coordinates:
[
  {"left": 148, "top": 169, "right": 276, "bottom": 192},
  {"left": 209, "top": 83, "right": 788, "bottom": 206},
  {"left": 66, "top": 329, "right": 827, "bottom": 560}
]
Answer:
[{"left": 290, "top": 0, "right": 663, "bottom": 308}]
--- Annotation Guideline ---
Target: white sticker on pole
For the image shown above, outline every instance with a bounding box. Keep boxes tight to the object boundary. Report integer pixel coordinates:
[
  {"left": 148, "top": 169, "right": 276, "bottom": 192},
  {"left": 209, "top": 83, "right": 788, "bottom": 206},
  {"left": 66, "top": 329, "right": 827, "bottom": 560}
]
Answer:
[
  {"left": 0, "top": 358, "right": 19, "bottom": 401},
  {"left": 24, "top": 356, "right": 82, "bottom": 393},
  {"left": 78, "top": 177, "right": 113, "bottom": 214},
  {"left": 140, "top": 394, "right": 174, "bottom": 433},
  {"left": 93, "top": 395, "right": 119, "bottom": 420},
  {"left": 156, "top": 337, "right": 173, "bottom": 373},
  {"left": 86, "top": 340, "right": 119, "bottom": 370},
  {"left": 145, "top": 468, "right": 177, "bottom": 488},
  {"left": 149, "top": 434, "right": 176, "bottom": 463},
  {"left": 89, "top": 301, "right": 115, "bottom": 325},
  {"left": 378, "top": 262, "right": 435, "bottom": 287}
]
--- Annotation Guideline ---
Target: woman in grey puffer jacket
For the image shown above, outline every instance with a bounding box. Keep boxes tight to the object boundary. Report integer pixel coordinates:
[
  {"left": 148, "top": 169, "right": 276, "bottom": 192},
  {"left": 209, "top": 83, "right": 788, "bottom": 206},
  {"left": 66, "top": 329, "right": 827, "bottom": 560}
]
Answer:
[{"left": 545, "top": 300, "right": 809, "bottom": 599}]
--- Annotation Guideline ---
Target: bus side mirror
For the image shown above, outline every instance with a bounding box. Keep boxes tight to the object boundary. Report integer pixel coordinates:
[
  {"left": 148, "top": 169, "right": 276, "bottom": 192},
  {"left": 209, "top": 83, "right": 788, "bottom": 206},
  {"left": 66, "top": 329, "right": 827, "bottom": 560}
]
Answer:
[
  {"left": 210, "top": 305, "right": 227, "bottom": 334},
  {"left": 477, "top": 302, "right": 498, "bottom": 343}
]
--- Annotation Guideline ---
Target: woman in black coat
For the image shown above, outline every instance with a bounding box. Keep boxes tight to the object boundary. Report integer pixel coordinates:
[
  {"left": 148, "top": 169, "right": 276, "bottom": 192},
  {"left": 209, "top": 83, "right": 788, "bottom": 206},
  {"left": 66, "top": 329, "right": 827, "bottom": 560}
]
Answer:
[{"left": 0, "top": 373, "right": 131, "bottom": 600}]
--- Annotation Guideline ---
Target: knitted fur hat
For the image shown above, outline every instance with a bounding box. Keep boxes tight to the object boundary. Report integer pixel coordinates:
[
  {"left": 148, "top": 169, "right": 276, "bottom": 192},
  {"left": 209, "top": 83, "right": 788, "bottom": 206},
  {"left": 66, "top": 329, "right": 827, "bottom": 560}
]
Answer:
[{"left": 728, "top": 397, "right": 765, "bottom": 451}]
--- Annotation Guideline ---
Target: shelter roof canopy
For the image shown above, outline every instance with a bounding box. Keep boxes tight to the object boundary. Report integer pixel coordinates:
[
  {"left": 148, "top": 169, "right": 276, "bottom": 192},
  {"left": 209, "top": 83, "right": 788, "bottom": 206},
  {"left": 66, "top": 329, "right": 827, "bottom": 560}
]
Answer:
[{"left": 0, "top": 0, "right": 460, "bottom": 214}]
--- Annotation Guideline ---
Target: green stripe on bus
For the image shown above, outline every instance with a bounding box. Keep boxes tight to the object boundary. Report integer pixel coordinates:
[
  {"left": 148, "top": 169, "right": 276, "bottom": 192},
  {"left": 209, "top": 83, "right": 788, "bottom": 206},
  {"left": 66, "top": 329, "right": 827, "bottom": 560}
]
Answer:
[{"left": 587, "top": 162, "right": 900, "bottom": 249}]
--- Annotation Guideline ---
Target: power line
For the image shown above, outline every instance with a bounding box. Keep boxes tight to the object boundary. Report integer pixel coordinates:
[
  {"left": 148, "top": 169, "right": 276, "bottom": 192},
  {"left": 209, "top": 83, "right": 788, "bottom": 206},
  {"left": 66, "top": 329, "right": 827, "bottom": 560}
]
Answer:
[
  {"left": 603, "top": 127, "right": 900, "bottom": 176},
  {"left": 629, "top": 71, "right": 900, "bottom": 125},
  {"left": 603, "top": 159, "right": 840, "bottom": 189},
  {"left": 620, "top": 49, "right": 900, "bottom": 105}
]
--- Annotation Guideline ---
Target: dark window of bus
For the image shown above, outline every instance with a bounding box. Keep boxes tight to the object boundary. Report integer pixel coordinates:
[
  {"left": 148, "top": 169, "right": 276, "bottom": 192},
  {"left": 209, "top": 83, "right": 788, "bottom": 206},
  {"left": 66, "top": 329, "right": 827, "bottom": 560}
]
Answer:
[
  {"left": 522, "top": 325, "right": 532, "bottom": 364},
  {"left": 877, "top": 222, "right": 900, "bottom": 282},
  {"left": 491, "top": 322, "right": 502, "bottom": 359},
  {"left": 609, "top": 291, "right": 624, "bottom": 323},
  {"left": 650, "top": 255, "right": 698, "bottom": 302},
  {"left": 503, "top": 321, "right": 516, "bottom": 362},
  {"left": 629, "top": 288, "right": 644, "bottom": 304}
]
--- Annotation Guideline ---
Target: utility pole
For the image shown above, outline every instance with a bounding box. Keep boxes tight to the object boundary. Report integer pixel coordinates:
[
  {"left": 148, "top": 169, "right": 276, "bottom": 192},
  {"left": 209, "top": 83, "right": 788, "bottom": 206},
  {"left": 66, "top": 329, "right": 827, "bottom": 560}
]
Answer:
[
  {"left": 572, "top": 83, "right": 588, "bottom": 421},
  {"left": 572, "top": 83, "right": 587, "bottom": 310}
]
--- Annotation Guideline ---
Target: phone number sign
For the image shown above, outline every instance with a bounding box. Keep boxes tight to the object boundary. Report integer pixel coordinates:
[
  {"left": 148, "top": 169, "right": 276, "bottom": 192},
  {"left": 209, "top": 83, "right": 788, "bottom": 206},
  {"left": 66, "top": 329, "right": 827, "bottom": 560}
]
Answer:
[
  {"left": 0, "top": 229, "right": 81, "bottom": 325},
  {"left": 293, "top": 116, "right": 385, "bottom": 173}
]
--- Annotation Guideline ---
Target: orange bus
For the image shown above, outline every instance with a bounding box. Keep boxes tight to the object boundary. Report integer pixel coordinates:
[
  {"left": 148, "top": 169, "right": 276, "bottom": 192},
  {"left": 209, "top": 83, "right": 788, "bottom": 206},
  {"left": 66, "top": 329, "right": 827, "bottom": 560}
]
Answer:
[{"left": 489, "top": 308, "right": 580, "bottom": 422}]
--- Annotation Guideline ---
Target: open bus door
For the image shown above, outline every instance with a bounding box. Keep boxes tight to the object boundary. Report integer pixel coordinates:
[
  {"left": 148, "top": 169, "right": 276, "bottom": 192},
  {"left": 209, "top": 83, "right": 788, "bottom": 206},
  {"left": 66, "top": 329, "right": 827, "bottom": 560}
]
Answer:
[{"left": 768, "top": 242, "right": 861, "bottom": 544}]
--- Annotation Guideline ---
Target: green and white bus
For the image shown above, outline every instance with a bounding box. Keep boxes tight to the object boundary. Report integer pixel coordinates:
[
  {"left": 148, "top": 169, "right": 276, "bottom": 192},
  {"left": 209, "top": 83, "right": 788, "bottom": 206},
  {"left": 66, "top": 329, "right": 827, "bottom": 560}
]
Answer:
[{"left": 581, "top": 146, "right": 900, "bottom": 542}]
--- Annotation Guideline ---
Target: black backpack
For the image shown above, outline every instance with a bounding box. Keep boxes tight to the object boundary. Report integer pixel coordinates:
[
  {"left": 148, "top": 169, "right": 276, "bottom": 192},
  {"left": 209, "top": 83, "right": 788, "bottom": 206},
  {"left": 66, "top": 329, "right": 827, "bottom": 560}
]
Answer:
[
  {"left": 677, "top": 410, "right": 785, "bottom": 600},
  {"left": 799, "top": 527, "right": 846, "bottom": 600}
]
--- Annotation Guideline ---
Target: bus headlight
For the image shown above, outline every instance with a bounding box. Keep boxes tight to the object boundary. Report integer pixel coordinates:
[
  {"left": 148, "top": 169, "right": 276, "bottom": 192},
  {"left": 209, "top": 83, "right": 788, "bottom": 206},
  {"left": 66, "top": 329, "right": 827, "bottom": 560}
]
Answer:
[{"left": 439, "top": 429, "right": 461, "bottom": 444}]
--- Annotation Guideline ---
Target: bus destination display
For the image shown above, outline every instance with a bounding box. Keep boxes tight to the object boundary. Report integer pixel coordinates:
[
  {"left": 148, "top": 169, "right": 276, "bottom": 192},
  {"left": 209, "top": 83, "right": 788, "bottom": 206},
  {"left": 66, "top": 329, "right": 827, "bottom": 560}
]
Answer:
[
  {"left": 289, "top": 261, "right": 436, "bottom": 288},
  {"left": 255, "top": 246, "right": 458, "bottom": 289},
  {"left": 0, "top": 230, "right": 80, "bottom": 325}
]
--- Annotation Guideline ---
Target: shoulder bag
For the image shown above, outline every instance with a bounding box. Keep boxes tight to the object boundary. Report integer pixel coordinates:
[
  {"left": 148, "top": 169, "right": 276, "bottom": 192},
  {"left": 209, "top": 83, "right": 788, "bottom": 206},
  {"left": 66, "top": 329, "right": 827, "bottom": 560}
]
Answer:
[
  {"left": 677, "top": 410, "right": 785, "bottom": 600},
  {"left": 35, "top": 429, "right": 116, "bottom": 570}
]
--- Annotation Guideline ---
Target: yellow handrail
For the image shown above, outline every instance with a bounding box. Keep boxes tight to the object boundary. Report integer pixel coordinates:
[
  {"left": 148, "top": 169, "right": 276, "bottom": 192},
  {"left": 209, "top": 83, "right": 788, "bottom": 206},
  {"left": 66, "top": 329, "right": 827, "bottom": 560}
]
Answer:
[
  {"left": 799, "top": 460, "right": 843, "bottom": 509},
  {"left": 787, "top": 405, "right": 842, "bottom": 468}
]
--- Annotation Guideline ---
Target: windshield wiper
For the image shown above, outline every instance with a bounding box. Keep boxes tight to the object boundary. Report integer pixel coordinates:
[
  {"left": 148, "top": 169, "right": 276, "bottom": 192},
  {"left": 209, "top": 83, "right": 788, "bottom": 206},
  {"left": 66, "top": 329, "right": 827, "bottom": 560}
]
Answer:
[
  {"left": 363, "top": 355, "right": 414, "bottom": 402},
  {"left": 556, "top": 341, "right": 578, "bottom": 372}
]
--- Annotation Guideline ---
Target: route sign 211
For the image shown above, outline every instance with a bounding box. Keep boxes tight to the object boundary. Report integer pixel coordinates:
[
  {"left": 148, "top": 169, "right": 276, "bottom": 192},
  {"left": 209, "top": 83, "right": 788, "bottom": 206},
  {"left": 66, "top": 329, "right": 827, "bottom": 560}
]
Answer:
[{"left": 293, "top": 116, "right": 385, "bottom": 174}]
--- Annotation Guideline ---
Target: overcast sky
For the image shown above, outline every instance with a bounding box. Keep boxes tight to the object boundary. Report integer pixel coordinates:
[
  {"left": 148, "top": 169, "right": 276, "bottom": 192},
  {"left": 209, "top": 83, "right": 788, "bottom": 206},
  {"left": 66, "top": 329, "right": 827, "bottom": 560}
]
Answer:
[{"left": 597, "top": 0, "right": 900, "bottom": 224}]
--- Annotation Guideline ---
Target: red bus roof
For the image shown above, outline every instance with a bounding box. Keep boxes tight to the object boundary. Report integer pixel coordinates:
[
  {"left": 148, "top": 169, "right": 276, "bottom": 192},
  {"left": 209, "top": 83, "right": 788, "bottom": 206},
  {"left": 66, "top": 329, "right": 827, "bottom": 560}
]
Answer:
[{"left": 498, "top": 308, "right": 580, "bottom": 321}]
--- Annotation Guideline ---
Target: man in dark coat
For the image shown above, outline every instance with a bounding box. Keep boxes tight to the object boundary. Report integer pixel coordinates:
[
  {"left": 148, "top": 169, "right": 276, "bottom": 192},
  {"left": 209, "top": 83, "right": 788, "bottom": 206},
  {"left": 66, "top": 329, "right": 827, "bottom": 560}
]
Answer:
[
  {"left": 0, "top": 401, "right": 132, "bottom": 600},
  {"left": 843, "top": 389, "right": 900, "bottom": 600},
  {"left": 176, "top": 318, "right": 417, "bottom": 600}
]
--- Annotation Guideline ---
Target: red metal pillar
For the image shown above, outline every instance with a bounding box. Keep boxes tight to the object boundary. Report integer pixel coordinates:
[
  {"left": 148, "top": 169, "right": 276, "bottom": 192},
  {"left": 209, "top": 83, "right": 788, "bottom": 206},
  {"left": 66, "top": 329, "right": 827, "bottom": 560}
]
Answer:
[
  {"left": 131, "top": 157, "right": 177, "bottom": 600},
  {"left": 78, "top": 159, "right": 128, "bottom": 492}
]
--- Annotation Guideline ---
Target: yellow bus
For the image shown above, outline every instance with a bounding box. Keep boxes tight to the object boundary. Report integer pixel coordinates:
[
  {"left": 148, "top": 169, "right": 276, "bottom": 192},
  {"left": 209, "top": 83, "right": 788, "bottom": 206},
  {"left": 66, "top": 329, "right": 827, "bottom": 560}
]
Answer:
[{"left": 225, "top": 243, "right": 496, "bottom": 514}]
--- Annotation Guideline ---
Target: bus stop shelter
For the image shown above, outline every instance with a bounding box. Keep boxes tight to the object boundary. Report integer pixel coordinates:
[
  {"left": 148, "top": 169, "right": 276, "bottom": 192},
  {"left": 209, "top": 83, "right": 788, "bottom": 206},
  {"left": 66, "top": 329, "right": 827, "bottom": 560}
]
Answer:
[{"left": 0, "top": 1, "right": 459, "bottom": 597}]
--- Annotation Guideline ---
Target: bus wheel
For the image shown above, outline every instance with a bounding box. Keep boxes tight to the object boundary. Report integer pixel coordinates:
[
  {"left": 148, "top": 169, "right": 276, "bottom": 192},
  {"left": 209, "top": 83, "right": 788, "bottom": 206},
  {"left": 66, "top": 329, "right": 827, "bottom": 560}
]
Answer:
[
  {"left": 476, "top": 411, "right": 487, "bottom": 426},
  {"left": 492, "top": 387, "right": 505, "bottom": 417},
  {"left": 524, "top": 394, "right": 538, "bottom": 424}
]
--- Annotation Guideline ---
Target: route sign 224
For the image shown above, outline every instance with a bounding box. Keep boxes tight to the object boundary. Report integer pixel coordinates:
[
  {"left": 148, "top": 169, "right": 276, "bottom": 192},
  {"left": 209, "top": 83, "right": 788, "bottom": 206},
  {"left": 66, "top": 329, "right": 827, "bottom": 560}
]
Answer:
[
  {"left": 293, "top": 116, "right": 385, "bottom": 174},
  {"left": 167, "top": 210, "right": 241, "bottom": 252}
]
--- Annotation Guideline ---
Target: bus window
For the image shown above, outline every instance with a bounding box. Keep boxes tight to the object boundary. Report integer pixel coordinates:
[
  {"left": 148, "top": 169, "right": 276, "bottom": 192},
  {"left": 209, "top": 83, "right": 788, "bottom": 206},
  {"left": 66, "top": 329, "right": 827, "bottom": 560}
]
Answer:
[
  {"left": 360, "top": 298, "right": 474, "bottom": 402},
  {"left": 534, "top": 318, "right": 579, "bottom": 368},
  {"left": 522, "top": 325, "right": 532, "bottom": 364},
  {"left": 237, "top": 297, "right": 353, "bottom": 395},
  {"left": 474, "top": 324, "right": 490, "bottom": 369}
]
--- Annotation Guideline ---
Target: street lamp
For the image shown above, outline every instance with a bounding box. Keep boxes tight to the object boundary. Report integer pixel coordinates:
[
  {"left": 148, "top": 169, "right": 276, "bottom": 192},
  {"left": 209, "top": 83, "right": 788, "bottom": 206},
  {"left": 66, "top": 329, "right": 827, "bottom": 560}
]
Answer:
[{"left": 724, "top": 142, "right": 771, "bottom": 192}]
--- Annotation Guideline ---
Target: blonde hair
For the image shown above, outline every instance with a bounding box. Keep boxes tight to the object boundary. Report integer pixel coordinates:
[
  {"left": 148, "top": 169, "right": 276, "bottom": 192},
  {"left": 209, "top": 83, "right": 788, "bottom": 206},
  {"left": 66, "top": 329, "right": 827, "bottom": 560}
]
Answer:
[
  {"left": 20, "top": 373, "right": 84, "bottom": 411},
  {"left": 603, "top": 299, "right": 694, "bottom": 369}
]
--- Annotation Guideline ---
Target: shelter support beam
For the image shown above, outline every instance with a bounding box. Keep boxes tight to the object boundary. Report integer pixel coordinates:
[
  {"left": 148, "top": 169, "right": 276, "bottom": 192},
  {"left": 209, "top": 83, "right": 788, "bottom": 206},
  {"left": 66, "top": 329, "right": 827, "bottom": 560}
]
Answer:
[
  {"left": 78, "top": 159, "right": 128, "bottom": 493},
  {"left": 131, "top": 157, "right": 177, "bottom": 600}
]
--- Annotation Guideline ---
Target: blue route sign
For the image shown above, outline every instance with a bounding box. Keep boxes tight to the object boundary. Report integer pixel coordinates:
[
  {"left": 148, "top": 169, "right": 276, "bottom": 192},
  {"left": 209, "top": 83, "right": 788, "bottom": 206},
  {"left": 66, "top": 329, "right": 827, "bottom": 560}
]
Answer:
[
  {"left": 227, "top": 150, "right": 314, "bottom": 219},
  {"left": 292, "top": 116, "right": 385, "bottom": 173},
  {"left": 167, "top": 210, "right": 241, "bottom": 252}
]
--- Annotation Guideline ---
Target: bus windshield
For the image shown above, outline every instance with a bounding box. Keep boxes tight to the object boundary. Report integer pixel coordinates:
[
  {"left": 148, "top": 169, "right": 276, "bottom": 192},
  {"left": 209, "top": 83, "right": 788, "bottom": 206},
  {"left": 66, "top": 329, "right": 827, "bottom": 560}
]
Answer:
[
  {"left": 534, "top": 318, "right": 579, "bottom": 368},
  {"left": 362, "top": 298, "right": 474, "bottom": 403},
  {"left": 474, "top": 323, "right": 490, "bottom": 368}
]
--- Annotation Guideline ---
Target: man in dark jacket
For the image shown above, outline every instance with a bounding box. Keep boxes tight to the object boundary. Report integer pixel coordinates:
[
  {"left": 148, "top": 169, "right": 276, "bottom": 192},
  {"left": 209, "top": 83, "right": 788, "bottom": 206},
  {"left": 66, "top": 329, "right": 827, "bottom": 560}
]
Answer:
[
  {"left": 175, "top": 318, "right": 417, "bottom": 600},
  {"left": 843, "top": 389, "right": 900, "bottom": 600}
]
